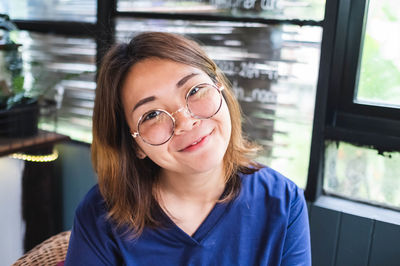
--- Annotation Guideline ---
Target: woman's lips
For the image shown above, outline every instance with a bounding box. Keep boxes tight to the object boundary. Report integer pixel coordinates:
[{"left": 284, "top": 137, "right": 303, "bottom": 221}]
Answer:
[{"left": 180, "top": 131, "right": 213, "bottom": 152}]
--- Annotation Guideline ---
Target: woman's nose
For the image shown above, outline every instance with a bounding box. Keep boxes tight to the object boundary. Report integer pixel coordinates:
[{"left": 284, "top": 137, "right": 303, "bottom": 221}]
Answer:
[{"left": 173, "top": 107, "right": 200, "bottom": 135}]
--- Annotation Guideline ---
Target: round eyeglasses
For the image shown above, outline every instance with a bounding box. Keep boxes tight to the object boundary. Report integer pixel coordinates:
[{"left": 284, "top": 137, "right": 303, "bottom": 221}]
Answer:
[{"left": 131, "top": 83, "right": 224, "bottom": 146}]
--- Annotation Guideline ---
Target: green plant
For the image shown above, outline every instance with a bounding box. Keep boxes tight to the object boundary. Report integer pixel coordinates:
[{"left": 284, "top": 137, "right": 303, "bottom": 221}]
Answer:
[
  {"left": 0, "top": 69, "right": 39, "bottom": 110},
  {"left": 0, "top": 14, "right": 81, "bottom": 111},
  {"left": 0, "top": 13, "right": 36, "bottom": 110}
]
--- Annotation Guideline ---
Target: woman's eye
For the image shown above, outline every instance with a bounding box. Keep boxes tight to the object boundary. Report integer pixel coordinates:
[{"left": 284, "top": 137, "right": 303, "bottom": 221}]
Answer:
[
  {"left": 188, "top": 86, "right": 200, "bottom": 97},
  {"left": 143, "top": 110, "right": 160, "bottom": 121}
]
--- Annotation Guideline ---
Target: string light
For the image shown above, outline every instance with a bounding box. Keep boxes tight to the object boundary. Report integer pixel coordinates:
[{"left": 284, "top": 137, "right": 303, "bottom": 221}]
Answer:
[{"left": 9, "top": 149, "right": 59, "bottom": 163}]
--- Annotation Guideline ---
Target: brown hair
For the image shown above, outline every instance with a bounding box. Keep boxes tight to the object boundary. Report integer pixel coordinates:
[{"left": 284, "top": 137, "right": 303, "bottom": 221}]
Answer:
[{"left": 92, "top": 32, "right": 261, "bottom": 237}]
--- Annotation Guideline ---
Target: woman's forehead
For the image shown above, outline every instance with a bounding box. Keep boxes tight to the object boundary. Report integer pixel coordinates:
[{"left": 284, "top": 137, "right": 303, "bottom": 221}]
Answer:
[
  {"left": 121, "top": 59, "right": 213, "bottom": 112},
  {"left": 124, "top": 59, "right": 211, "bottom": 95}
]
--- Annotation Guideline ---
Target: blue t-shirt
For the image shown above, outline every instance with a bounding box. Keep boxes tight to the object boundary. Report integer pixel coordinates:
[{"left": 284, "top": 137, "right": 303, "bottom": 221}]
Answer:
[{"left": 65, "top": 167, "right": 311, "bottom": 266}]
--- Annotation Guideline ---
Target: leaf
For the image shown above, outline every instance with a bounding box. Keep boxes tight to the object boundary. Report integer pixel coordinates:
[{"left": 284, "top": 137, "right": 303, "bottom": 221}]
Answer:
[
  {"left": 12, "top": 75, "right": 25, "bottom": 94},
  {"left": 6, "top": 93, "right": 24, "bottom": 109}
]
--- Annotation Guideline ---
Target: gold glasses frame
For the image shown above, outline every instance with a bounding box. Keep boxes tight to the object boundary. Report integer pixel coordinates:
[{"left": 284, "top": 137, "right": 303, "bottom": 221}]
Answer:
[{"left": 131, "top": 82, "right": 224, "bottom": 146}]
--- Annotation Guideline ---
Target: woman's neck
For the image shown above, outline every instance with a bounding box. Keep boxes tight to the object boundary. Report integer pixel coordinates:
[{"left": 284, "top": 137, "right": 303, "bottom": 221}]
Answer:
[{"left": 157, "top": 165, "right": 226, "bottom": 204}]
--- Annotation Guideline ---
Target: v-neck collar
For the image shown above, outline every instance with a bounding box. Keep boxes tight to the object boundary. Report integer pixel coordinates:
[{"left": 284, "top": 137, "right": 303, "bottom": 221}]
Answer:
[{"left": 156, "top": 200, "right": 231, "bottom": 245}]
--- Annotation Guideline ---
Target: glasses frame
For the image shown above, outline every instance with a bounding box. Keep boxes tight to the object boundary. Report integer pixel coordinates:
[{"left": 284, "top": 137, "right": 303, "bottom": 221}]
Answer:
[{"left": 131, "top": 82, "right": 224, "bottom": 146}]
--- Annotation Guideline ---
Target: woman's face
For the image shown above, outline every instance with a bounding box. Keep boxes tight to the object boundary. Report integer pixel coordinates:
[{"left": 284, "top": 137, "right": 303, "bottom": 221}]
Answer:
[{"left": 121, "top": 58, "right": 232, "bottom": 177}]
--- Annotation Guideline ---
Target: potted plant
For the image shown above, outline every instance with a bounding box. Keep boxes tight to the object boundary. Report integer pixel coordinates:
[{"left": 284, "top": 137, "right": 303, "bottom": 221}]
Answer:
[
  {"left": 0, "top": 14, "right": 41, "bottom": 137},
  {"left": 0, "top": 14, "right": 76, "bottom": 138}
]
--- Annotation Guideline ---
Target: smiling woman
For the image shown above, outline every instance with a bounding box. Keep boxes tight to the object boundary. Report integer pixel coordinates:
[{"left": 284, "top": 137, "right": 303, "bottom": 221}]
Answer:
[
  {"left": 64, "top": 32, "right": 311, "bottom": 265},
  {"left": 122, "top": 58, "right": 232, "bottom": 178}
]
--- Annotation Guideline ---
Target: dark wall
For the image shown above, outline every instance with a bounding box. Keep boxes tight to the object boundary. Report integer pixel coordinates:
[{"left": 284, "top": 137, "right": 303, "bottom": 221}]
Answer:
[
  {"left": 54, "top": 142, "right": 97, "bottom": 230},
  {"left": 309, "top": 202, "right": 400, "bottom": 266}
]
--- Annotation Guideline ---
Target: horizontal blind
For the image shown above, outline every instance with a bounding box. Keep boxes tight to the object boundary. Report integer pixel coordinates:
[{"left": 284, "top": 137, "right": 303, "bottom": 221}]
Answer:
[
  {"left": 18, "top": 31, "right": 96, "bottom": 142},
  {"left": 116, "top": 18, "right": 321, "bottom": 187},
  {"left": 0, "top": 0, "right": 96, "bottom": 22},
  {"left": 117, "top": 0, "right": 326, "bottom": 21}
]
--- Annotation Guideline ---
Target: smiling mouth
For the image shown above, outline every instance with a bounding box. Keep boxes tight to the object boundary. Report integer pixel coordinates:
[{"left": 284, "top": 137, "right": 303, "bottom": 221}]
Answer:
[{"left": 180, "top": 130, "right": 213, "bottom": 152}]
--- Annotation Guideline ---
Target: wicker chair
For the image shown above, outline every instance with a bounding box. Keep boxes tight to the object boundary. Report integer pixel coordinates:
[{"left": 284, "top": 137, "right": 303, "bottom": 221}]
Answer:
[{"left": 12, "top": 231, "right": 71, "bottom": 266}]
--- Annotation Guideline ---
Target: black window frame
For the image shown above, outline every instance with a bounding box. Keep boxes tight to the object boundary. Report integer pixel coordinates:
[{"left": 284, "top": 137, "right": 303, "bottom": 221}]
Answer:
[
  {"left": 328, "top": 0, "right": 400, "bottom": 146},
  {"left": 8, "top": 0, "right": 400, "bottom": 209},
  {"left": 306, "top": 0, "right": 400, "bottom": 203}
]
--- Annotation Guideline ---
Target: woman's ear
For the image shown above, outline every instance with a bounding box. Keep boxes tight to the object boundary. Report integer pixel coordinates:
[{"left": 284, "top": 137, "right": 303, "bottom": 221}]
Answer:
[
  {"left": 136, "top": 147, "right": 147, "bottom": 159},
  {"left": 130, "top": 130, "right": 147, "bottom": 159}
]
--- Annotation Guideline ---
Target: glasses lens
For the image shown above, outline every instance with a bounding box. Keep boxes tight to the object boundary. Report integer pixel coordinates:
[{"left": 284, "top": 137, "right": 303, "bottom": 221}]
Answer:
[
  {"left": 187, "top": 84, "right": 222, "bottom": 119},
  {"left": 138, "top": 110, "right": 174, "bottom": 145}
]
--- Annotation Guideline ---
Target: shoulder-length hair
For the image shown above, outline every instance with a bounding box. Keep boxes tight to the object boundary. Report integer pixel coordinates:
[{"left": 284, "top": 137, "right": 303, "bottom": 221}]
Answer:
[{"left": 92, "top": 32, "right": 261, "bottom": 237}]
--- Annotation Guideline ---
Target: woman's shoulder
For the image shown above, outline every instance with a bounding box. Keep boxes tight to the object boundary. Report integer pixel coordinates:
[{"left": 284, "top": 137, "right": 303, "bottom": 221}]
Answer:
[
  {"left": 75, "top": 184, "right": 108, "bottom": 220},
  {"left": 240, "top": 166, "right": 303, "bottom": 202}
]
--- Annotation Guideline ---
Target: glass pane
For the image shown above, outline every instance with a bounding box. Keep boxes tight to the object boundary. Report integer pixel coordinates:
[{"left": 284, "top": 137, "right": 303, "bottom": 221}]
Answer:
[
  {"left": 17, "top": 31, "right": 96, "bottom": 142},
  {"left": 117, "top": 0, "right": 326, "bottom": 21},
  {"left": 324, "top": 141, "right": 400, "bottom": 209},
  {"left": 116, "top": 18, "right": 322, "bottom": 187},
  {"left": 0, "top": 0, "right": 96, "bottom": 22},
  {"left": 356, "top": 0, "right": 400, "bottom": 108}
]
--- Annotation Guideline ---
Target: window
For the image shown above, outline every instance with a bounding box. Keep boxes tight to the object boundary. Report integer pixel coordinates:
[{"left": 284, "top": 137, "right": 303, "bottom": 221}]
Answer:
[
  {"left": 115, "top": 0, "right": 325, "bottom": 188},
  {"left": 116, "top": 17, "right": 322, "bottom": 187},
  {"left": 1, "top": 0, "right": 99, "bottom": 142},
  {"left": 305, "top": 0, "right": 400, "bottom": 209},
  {"left": 18, "top": 32, "right": 96, "bottom": 142},
  {"left": 356, "top": 0, "right": 400, "bottom": 108},
  {"left": 0, "top": 0, "right": 96, "bottom": 22},
  {"left": 6, "top": 0, "right": 400, "bottom": 209},
  {"left": 324, "top": 141, "right": 400, "bottom": 209},
  {"left": 117, "top": 0, "right": 325, "bottom": 21}
]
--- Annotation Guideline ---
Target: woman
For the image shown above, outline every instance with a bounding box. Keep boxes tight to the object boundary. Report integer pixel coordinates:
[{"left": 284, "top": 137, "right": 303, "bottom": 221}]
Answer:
[{"left": 65, "top": 32, "right": 311, "bottom": 265}]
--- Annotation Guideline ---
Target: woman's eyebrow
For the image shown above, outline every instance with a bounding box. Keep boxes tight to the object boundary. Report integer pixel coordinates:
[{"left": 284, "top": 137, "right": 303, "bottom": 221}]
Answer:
[
  {"left": 176, "top": 73, "right": 199, "bottom": 88},
  {"left": 131, "top": 73, "right": 198, "bottom": 113},
  {"left": 131, "top": 96, "right": 156, "bottom": 113}
]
